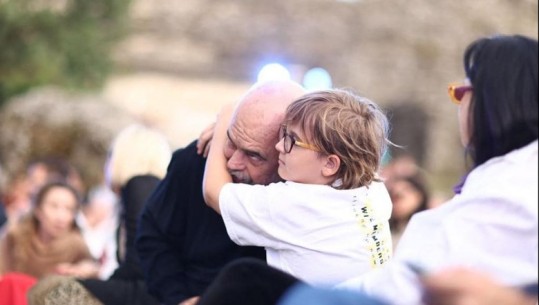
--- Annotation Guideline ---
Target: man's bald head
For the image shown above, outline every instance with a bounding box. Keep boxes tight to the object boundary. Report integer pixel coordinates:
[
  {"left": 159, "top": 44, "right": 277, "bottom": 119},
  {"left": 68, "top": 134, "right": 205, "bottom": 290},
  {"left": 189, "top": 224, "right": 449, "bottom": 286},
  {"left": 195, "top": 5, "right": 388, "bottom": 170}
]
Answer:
[
  {"left": 231, "top": 80, "right": 306, "bottom": 138},
  {"left": 225, "top": 80, "right": 306, "bottom": 185}
]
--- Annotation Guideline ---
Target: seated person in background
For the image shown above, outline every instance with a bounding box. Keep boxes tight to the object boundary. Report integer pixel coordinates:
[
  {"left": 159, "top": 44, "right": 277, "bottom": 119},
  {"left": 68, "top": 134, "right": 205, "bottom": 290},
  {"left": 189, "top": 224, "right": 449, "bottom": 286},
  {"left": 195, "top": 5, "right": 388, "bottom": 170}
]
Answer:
[
  {"left": 0, "top": 199, "right": 6, "bottom": 229},
  {"left": 203, "top": 89, "right": 393, "bottom": 286},
  {"left": 0, "top": 181, "right": 99, "bottom": 279},
  {"left": 1, "top": 156, "right": 85, "bottom": 229},
  {"left": 386, "top": 173, "right": 429, "bottom": 250},
  {"left": 79, "top": 123, "right": 172, "bottom": 305},
  {"left": 77, "top": 184, "right": 119, "bottom": 280},
  {"left": 0, "top": 164, "right": 6, "bottom": 228}
]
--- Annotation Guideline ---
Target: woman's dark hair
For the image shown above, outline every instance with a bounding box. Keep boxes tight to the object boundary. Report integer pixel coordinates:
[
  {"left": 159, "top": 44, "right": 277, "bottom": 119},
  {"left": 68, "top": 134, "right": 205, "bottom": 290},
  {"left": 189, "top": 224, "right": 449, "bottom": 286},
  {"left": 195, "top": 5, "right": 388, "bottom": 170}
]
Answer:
[
  {"left": 388, "top": 173, "right": 430, "bottom": 230},
  {"left": 463, "top": 35, "right": 538, "bottom": 168}
]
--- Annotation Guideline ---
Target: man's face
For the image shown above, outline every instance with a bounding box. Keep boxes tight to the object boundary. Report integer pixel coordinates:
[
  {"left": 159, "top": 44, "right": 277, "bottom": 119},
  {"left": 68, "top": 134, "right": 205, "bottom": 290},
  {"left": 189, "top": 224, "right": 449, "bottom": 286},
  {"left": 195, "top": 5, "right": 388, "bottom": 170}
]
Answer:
[
  {"left": 222, "top": 80, "right": 307, "bottom": 185},
  {"left": 224, "top": 122, "right": 281, "bottom": 186}
]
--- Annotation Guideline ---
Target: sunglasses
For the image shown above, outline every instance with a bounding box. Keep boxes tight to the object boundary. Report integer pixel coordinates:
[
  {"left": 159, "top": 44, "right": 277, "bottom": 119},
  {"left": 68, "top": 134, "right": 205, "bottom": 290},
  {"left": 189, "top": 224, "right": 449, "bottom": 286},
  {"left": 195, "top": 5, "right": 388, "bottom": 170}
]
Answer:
[
  {"left": 448, "top": 82, "right": 473, "bottom": 105},
  {"left": 279, "top": 124, "right": 319, "bottom": 153}
]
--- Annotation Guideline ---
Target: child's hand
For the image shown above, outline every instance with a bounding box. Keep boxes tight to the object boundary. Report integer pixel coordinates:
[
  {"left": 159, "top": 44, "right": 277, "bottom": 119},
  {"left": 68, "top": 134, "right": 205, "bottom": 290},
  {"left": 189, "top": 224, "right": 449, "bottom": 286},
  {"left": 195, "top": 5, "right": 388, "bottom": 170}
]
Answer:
[{"left": 197, "top": 122, "right": 215, "bottom": 157}]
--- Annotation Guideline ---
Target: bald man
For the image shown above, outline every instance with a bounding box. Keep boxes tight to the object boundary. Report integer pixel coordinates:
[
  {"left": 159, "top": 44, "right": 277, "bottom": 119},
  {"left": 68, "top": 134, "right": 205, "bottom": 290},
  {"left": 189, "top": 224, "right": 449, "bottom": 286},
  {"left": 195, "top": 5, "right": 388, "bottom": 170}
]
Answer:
[{"left": 135, "top": 81, "right": 306, "bottom": 305}]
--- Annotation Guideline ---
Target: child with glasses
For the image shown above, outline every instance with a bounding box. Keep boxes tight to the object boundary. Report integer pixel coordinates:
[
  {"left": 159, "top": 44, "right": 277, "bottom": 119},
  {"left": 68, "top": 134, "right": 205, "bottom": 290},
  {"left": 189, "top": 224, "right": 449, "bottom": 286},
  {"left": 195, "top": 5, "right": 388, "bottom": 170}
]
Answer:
[{"left": 203, "top": 89, "right": 393, "bottom": 286}]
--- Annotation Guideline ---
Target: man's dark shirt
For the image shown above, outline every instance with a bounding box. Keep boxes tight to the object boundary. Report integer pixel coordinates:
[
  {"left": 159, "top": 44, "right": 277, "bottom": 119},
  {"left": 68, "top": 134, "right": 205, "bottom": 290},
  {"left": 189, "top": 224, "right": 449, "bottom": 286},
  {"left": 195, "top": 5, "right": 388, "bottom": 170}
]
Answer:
[{"left": 136, "top": 141, "right": 265, "bottom": 305}]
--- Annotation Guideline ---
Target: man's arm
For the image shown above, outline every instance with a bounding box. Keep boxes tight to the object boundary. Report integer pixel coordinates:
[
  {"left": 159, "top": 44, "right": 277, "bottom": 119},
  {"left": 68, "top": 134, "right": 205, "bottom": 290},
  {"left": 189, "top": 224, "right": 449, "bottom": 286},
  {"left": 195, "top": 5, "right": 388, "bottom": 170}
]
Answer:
[
  {"left": 202, "top": 104, "right": 235, "bottom": 214},
  {"left": 136, "top": 146, "right": 197, "bottom": 305}
]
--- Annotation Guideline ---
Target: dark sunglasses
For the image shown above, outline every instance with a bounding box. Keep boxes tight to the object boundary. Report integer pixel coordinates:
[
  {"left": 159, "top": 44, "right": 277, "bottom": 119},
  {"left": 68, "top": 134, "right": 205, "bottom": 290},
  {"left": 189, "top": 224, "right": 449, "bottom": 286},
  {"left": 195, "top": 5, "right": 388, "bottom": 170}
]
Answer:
[{"left": 448, "top": 82, "right": 473, "bottom": 105}]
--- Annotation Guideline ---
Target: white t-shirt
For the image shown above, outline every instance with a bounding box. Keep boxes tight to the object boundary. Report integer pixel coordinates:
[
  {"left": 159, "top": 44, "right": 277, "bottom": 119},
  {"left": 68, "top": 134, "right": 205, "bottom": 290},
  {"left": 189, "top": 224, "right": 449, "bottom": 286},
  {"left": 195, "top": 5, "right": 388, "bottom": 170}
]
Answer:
[
  {"left": 220, "top": 180, "right": 393, "bottom": 286},
  {"left": 338, "top": 140, "right": 539, "bottom": 305}
]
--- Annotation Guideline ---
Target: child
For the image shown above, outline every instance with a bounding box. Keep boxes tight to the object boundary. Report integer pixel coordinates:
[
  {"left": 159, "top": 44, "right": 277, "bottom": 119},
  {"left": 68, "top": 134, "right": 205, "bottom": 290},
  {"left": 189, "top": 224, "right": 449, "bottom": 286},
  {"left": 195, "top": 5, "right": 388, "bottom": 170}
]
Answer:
[{"left": 203, "top": 89, "right": 393, "bottom": 286}]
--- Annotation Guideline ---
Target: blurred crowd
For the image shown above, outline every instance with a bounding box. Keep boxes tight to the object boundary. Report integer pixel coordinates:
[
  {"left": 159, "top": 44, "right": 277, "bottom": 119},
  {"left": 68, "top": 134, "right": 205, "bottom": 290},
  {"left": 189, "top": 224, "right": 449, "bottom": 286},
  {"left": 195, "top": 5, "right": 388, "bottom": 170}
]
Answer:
[
  {"left": 0, "top": 123, "right": 172, "bottom": 305},
  {"left": 0, "top": 33, "right": 536, "bottom": 305},
  {"left": 0, "top": 127, "right": 442, "bottom": 302}
]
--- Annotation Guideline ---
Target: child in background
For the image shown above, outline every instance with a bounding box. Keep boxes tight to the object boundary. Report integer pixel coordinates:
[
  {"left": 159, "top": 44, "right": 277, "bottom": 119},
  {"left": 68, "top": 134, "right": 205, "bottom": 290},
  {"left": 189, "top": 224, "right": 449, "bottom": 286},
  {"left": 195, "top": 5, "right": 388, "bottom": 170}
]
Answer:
[{"left": 203, "top": 89, "right": 393, "bottom": 286}]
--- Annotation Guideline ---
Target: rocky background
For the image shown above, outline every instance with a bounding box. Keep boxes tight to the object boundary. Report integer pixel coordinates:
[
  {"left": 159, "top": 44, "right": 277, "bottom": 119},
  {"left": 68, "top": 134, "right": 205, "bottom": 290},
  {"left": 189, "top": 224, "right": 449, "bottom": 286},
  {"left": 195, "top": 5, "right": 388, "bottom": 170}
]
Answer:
[{"left": 1, "top": 0, "right": 537, "bottom": 196}]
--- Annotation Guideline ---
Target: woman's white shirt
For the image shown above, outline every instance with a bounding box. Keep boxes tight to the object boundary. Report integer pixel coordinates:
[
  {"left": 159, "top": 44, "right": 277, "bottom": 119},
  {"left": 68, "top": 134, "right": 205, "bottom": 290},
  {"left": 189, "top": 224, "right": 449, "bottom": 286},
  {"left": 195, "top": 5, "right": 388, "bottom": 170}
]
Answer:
[{"left": 338, "top": 140, "right": 538, "bottom": 305}]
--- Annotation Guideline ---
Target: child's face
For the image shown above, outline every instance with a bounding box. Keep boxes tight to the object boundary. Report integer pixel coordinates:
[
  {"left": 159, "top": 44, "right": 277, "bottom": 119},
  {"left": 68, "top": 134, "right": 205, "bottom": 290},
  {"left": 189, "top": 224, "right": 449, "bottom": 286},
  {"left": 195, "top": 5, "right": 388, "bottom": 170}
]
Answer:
[{"left": 275, "top": 124, "right": 329, "bottom": 185}]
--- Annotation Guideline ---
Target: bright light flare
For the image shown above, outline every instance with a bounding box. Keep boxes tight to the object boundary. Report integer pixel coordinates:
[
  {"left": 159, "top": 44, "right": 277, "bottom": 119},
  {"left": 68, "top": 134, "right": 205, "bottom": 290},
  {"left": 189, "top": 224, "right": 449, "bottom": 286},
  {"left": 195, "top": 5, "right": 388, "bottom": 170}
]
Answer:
[{"left": 257, "top": 63, "right": 291, "bottom": 83}]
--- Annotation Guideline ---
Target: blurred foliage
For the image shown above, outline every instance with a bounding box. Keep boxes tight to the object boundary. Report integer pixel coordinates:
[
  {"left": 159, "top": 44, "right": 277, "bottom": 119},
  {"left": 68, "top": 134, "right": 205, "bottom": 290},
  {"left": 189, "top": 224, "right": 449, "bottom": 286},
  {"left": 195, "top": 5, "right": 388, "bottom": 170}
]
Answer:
[{"left": 0, "top": 0, "right": 131, "bottom": 106}]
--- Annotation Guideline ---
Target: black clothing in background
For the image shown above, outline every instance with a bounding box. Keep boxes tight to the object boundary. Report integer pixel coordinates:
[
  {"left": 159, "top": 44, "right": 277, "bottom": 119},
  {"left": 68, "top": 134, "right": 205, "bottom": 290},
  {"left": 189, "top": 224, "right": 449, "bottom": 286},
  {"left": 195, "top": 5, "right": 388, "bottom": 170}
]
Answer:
[
  {"left": 136, "top": 141, "right": 265, "bottom": 305},
  {"left": 0, "top": 201, "right": 6, "bottom": 228},
  {"left": 79, "top": 175, "right": 161, "bottom": 305},
  {"left": 113, "top": 175, "right": 160, "bottom": 280}
]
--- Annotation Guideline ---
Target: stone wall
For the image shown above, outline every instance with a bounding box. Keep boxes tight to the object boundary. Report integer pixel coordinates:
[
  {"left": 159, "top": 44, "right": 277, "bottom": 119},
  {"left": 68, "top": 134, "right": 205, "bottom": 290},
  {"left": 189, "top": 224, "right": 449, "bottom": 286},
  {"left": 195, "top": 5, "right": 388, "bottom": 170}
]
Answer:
[
  {"left": 113, "top": 0, "right": 538, "bottom": 190},
  {"left": 1, "top": 0, "right": 537, "bottom": 195}
]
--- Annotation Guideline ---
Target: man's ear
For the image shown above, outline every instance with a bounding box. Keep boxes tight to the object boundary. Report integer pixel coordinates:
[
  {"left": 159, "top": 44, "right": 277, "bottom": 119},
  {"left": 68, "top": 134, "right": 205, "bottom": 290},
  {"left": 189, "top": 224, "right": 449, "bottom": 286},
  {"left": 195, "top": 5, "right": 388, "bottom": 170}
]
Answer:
[{"left": 322, "top": 154, "right": 340, "bottom": 177}]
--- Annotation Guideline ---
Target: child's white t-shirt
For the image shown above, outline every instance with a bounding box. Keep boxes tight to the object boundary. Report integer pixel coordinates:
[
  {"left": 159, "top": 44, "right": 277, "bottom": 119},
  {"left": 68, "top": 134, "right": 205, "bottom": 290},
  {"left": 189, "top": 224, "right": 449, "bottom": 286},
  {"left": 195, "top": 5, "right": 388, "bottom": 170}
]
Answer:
[{"left": 219, "top": 180, "right": 393, "bottom": 286}]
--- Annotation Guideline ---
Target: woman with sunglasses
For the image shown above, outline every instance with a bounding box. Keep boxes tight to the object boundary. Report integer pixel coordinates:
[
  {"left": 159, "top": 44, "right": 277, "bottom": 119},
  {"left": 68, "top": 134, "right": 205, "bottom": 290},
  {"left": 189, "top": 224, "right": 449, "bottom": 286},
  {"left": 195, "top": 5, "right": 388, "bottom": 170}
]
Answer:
[
  {"left": 202, "top": 88, "right": 393, "bottom": 290},
  {"left": 328, "top": 34, "right": 539, "bottom": 305}
]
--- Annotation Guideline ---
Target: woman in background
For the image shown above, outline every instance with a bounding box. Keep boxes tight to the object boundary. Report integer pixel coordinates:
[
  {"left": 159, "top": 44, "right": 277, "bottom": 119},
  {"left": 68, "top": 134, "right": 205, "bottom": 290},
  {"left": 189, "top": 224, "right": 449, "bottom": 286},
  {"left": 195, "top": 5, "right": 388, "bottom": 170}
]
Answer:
[
  {"left": 0, "top": 181, "right": 98, "bottom": 279},
  {"left": 79, "top": 123, "right": 172, "bottom": 305},
  {"left": 386, "top": 173, "right": 429, "bottom": 250}
]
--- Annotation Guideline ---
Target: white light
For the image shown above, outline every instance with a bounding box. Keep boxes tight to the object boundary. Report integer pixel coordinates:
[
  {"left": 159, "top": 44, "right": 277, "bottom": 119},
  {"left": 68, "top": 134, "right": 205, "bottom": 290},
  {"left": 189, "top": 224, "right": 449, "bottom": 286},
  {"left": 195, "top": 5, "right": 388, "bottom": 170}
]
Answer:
[
  {"left": 303, "top": 67, "right": 333, "bottom": 90},
  {"left": 257, "top": 63, "right": 291, "bottom": 83}
]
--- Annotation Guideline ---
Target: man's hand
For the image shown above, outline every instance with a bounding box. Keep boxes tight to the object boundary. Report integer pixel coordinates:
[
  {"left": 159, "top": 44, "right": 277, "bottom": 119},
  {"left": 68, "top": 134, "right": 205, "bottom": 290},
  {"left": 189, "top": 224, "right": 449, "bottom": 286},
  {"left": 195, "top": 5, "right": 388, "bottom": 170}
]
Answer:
[
  {"left": 421, "top": 267, "right": 537, "bottom": 305},
  {"left": 179, "top": 296, "right": 199, "bottom": 305}
]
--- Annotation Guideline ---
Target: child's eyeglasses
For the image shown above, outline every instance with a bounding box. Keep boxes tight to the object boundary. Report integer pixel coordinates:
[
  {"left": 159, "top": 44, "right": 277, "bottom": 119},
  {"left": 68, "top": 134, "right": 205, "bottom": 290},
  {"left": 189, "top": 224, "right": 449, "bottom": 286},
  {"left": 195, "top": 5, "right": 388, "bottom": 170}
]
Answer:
[
  {"left": 448, "top": 82, "right": 473, "bottom": 105},
  {"left": 279, "top": 125, "right": 319, "bottom": 153}
]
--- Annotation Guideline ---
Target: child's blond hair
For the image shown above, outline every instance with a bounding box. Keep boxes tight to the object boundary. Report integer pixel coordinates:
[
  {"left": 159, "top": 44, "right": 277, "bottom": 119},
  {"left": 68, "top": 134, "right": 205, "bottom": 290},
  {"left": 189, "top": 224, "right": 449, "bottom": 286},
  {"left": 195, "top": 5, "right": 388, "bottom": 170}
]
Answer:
[{"left": 284, "top": 89, "right": 389, "bottom": 189}]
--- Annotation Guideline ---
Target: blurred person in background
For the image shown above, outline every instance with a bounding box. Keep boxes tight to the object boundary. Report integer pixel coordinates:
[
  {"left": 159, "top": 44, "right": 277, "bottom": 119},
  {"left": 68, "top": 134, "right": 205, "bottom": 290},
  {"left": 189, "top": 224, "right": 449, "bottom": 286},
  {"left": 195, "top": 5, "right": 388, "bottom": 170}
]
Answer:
[
  {"left": 78, "top": 123, "right": 172, "bottom": 305},
  {"left": 0, "top": 163, "right": 7, "bottom": 228},
  {"left": 0, "top": 202, "right": 5, "bottom": 229},
  {"left": 380, "top": 154, "right": 419, "bottom": 182},
  {"left": 78, "top": 184, "right": 120, "bottom": 280},
  {"left": 1, "top": 156, "right": 85, "bottom": 229},
  {"left": 1, "top": 174, "right": 31, "bottom": 230},
  {"left": 0, "top": 181, "right": 99, "bottom": 279},
  {"left": 26, "top": 156, "right": 86, "bottom": 201},
  {"left": 386, "top": 173, "right": 430, "bottom": 250}
]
